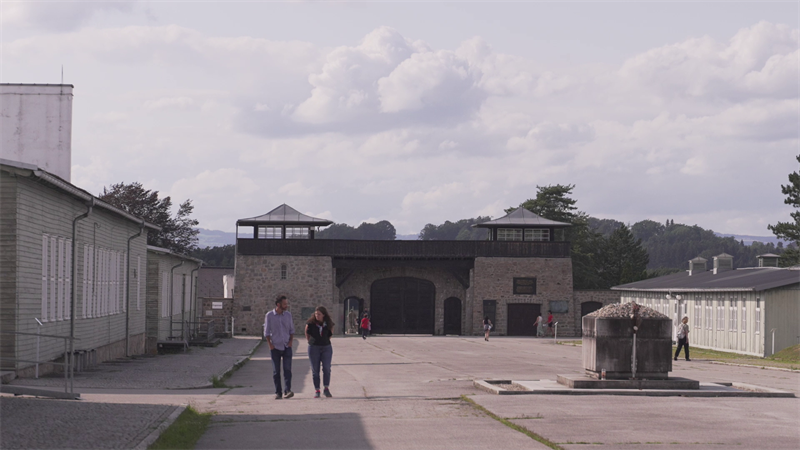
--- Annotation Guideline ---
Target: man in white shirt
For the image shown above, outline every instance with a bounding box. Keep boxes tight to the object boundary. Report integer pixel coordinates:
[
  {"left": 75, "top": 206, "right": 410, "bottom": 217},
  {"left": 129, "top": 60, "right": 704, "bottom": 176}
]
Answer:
[{"left": 264, "top": 295, "right": 295, "bottom": 399}]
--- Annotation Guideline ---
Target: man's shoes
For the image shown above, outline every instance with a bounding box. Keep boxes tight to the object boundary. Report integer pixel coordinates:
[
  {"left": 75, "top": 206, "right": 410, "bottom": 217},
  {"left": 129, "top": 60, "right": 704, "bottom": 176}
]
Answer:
[
  {"left": 284, "top": 391, "right": 294, "bottom": 399},
  {"left": 673, "top": 358, "right": 678, "bottom": 361},
  {"left": 275, "top": 393, "right": 282, "bottom": 399},
  {"left": 685, "top": 359, "right": 691, "bottom": 361},
  {"left": 323, "top": 388, "right": 332, "bottom": 398},
  {"left": 314, "top": 390, "right": 321, "bottom": 398}
]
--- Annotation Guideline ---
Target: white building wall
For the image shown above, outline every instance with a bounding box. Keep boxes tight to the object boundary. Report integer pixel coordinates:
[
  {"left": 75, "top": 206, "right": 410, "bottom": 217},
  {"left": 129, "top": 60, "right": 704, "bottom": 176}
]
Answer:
[{"left": 0, "top": 84, "right": 73, "bottom": 182}]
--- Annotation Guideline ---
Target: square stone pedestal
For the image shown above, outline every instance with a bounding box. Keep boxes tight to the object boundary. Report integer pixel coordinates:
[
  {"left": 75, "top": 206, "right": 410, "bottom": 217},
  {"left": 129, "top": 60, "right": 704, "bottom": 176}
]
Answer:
[{"left": 557, "top": 374, "right": 700, "bottom": 390}]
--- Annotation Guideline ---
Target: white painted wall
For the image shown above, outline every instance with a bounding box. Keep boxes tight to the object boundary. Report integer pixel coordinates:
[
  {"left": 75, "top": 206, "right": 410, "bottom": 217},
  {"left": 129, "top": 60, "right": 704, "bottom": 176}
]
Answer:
[
  {"left": 0, "top": 84, "right": 73, "bottom": 182},
  {"left": 223, "top": 274, "right": 235, "bottom": 298}
]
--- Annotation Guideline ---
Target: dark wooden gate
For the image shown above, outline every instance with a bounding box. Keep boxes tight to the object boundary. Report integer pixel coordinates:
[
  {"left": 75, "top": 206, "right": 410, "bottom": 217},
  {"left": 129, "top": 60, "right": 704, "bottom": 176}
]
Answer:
[
  {"left": 443, "top": 297, "right": 462, "bottom": 335},
  {"left": 507, "top": 303, "right": 540, "bottom": 336},
  {"left": 371, "top": 277, "right": 435, "bottom": 334}
]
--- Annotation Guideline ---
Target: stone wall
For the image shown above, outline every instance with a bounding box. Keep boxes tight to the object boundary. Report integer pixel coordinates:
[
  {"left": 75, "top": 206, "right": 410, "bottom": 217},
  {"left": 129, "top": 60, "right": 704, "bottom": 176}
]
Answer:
[
  {"left": 199, "top": 297, "right": 234, "bottom": 335},
  {"left": 470, "top": 257, "right": 573, "bottom": 335},
  {"left": 572, "top": 290, "right": 621, "bottom": 336},
  {"left": 234, "top": 255, "right": 334, "bottom": 335},
  {"left": 337, "top": 266, "right": 468, "bottom": 335}
]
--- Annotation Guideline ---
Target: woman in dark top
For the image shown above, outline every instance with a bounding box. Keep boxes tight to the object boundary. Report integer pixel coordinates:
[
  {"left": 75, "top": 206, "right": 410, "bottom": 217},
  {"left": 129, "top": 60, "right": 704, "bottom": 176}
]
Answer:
[
  {"left": 483, "top": 316, "right": 492, "bottom": 341},
  {"left": 305, "top": 306, "right": 335, "bottom": 398}
]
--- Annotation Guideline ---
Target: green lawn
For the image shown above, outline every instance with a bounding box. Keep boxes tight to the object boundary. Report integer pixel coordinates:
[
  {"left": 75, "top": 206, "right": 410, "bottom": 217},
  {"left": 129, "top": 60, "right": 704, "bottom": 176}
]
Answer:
[
  {"left": 149, "top": 406, "right": 212, "bottom": 450},
  {"left": 558, "top": 340, "right": 799, "bottom": 371}
]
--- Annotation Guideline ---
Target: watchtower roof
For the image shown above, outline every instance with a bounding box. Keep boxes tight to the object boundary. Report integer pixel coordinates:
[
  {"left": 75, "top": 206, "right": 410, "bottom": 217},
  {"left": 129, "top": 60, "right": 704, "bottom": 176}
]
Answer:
[
  {"left": 237, "top": 204, "right": 333, "bottom": 226},
  {"left": 473, "top": 207, "right": 571, "bottom": 229}
]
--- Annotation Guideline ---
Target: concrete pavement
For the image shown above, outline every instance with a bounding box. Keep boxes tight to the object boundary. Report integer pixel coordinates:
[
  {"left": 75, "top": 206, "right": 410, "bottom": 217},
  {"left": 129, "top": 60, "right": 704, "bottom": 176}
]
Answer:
[{"left": 2, "top": 335, "right": 799, "bottom": 449}]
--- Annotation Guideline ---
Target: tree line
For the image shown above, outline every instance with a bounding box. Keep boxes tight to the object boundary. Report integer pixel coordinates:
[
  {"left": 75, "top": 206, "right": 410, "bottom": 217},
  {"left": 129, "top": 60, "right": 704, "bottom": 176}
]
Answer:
[{"left": 99, "top": 156, "right": 799, "bottom": 276}]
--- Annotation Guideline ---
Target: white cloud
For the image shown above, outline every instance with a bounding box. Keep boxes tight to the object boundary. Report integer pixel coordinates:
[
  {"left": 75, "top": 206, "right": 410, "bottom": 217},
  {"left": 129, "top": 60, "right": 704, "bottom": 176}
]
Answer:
[
  {"left": 143, "top": 97, "right": 195, "bottom": 110},
  {"left": 2, "top": 1, "right": 138, "bottom": 32}
]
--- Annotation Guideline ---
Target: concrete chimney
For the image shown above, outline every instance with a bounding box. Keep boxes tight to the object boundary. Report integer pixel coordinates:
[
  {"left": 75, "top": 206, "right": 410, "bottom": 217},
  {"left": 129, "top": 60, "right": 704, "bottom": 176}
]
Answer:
[
  {"left": 713, "top": 253, "right": 734, "bottom": 274},
  {"left": 688, "top": 256, "right": 707, "bottom": 275},
  {"left": 757, "top": 253, "right": 780, "bottom": 267},
  {"left": 0, "top": 84, "right": 73, "bottom": 182}
]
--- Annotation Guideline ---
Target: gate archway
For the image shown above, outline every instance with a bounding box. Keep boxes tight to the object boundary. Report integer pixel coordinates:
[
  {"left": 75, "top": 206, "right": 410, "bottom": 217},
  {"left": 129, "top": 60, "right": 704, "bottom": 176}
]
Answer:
[
  {"left": 370, "top": 277, "right": 435, "bottom": 335},
  {"left": 443, "top": 297, "right": 462, "bottom": 335},
  {"left": 344, "top": 297, "right": 363, "bottom": 335}
]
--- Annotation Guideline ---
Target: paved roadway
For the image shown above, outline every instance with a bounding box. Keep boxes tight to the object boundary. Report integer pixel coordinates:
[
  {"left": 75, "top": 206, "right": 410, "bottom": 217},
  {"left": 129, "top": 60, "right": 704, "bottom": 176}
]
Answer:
[{"left": 2, "top": 336, "right": 799, "bottom": 449}]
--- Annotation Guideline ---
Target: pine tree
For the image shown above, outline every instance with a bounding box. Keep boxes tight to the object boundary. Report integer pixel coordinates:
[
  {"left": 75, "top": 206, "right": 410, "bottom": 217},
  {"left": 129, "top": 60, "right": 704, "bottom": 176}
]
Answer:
[{"left": 768, "top": 155, "right": 800, "bottom": 266}]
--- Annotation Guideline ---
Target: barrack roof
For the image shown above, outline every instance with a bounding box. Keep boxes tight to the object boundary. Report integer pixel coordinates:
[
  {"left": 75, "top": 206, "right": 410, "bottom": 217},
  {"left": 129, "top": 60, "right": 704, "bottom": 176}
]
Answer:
[
  {"left": 611, "top": 267, "right": 800, "bottom": 292},
  {"left": 237, "top": 204, "right": 333, "bottom": 226},
  {"left": 473, "top": 207, "right": 571, "bottom": 229}
]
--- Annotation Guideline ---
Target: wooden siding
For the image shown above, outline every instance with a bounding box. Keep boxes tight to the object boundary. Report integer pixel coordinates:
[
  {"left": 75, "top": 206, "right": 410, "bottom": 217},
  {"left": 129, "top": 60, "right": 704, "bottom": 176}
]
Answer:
[
  {"left": 764, "top": 286, "right": 800, "bottom": 356},
  {"left": 622, "top": 289, "right": 776, "bottom": 356},
  {"left": 9, "top": 176, "right": 149, "bottom": 369},
  {"left": 145, "top": 251, "right": 200, "bottom": 343},
  {"left": 237, "top": 238, "right": 571, "bottom": 259},
  {"left": 0, "top": 172, "right": 18, "bottom": 369}
]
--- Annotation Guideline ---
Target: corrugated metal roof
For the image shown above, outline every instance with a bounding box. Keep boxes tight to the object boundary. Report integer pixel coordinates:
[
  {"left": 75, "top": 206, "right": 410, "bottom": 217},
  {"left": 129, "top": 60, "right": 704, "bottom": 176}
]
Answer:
[
  {"left": 612, "top": 267, "right": 800, "bottom": 292},
  {"left": 237, "top": 204, "right": 333, "bottom": 226},
  {"left": 473, "top": 207, "right": 571, "bottom": 228}
]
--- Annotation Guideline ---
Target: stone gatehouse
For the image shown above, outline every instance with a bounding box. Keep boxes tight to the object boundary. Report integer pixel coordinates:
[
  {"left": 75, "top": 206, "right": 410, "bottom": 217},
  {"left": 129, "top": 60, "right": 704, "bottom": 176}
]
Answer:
[{"left": 232, "top": 204, "right": 619, "bottom": 337}]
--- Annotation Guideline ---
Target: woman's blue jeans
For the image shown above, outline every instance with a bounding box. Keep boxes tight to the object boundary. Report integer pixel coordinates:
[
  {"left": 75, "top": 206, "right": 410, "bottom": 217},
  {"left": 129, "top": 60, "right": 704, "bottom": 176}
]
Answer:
[{"left": 307, "top": 344, "right": 333, "bottom": 390}]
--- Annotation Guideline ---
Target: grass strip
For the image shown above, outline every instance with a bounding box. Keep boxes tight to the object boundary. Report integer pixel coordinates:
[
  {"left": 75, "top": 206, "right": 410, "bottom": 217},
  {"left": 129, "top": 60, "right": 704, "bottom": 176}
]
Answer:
[
  {"left": 148, "top": 406, "right": 212, "bottom": 450},
  {"left": 460, "top": 395, "right": 563, "bottom": 450}
]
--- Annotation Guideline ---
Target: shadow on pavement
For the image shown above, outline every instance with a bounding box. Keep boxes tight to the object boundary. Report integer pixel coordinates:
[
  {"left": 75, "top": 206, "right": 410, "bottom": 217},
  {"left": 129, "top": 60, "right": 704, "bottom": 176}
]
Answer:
[
  {"left": 198, "top": 412, "right": 372, "bottom": 450},
  {"left": 229, "top": 340, "right": 311, "bottom": 395}
]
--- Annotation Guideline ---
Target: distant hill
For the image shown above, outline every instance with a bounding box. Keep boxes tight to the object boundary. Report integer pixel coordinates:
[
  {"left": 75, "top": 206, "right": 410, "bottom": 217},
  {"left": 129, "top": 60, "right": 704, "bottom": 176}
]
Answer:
[
  {"left": 197, "top": 228, "right": 236, "bottom": 248},
  {"left": 713, "top": 233, "right": 787, "bottom": 246}
]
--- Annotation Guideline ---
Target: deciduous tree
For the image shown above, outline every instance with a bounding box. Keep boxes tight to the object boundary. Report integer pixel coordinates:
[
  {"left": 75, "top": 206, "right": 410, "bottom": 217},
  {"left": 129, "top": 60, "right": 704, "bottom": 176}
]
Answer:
[{"left": 100, "top": 182, "right": 199, "bottom": 255}]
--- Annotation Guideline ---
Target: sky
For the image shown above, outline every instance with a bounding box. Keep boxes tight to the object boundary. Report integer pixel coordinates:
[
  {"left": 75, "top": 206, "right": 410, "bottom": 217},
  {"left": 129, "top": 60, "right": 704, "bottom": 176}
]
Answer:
[{"left": 2, "top": 1, "right": 798, "bottom": 237}]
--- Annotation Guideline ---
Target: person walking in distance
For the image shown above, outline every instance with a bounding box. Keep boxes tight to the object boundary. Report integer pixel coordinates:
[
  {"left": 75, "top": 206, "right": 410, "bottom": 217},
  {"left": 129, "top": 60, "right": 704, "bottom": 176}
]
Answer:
[
  {"left": 483, "top": 316, "right": 492, "bottom": 341},
  {"left": 305, "top": 306, "right": 335, "bottom": 398},
  {"left": 546, "top": 310, "right": 554, "bottom": 336},
  {"left": 264, "top": 295, "right": 294, "bottom": 399},
  {"left": 534, "top": 314, "right": 545, "bottom": 337},
  {"left": 674, "top": 316, "right": 691, "bottom": 361},
  {"left": 360, "top": 314, "right": 371, "bottom": 340}
]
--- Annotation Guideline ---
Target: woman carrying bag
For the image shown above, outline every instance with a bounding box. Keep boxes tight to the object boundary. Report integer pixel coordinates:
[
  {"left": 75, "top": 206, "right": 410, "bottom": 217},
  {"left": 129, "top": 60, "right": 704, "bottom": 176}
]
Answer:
[{"left": 305, "top": 306, "right": 335, "bottom": 398}]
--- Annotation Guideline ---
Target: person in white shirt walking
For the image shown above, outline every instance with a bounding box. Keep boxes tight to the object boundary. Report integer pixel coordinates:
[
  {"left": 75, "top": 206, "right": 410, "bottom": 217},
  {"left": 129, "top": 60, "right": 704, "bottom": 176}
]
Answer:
[
  {"left": 264, "top": 295, "right": 295, "bottom": 399},
  {"left": 674, "top": 316, "right": 691, "bottom": 361}
]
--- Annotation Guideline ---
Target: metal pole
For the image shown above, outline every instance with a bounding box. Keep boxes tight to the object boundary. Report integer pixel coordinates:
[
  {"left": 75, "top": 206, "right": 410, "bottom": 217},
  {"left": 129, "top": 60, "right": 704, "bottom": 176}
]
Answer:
[
  {"left": 70, "top": 199, "right": 94, "bottom": 394},
  {"left": 35, "top": 318, "right": 42, "bottom": 379},
  {"left": 169, "top": 261, "right": 184, "bottom": 338},
  {"left": 771, "top": 328, "right": 777, "bottom": 355},
  {"left": 553, "top": 322, "right": 559, "bottom": 343},
  {"left": 125, "top": 222, "right": 145, "bottom": 357},
  {"left": 632, "top": 333, "right": 637, "bottom": 379}
]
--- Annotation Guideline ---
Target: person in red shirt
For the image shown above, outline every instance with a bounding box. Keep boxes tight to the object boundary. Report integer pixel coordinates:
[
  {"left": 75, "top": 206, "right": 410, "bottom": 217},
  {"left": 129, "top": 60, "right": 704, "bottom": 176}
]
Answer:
[
  {"left": 360, "top": 314, "right": 371, "bottom": 340},
  {"left": 547, "top": 311, "right": 554, "bottom": 336}
]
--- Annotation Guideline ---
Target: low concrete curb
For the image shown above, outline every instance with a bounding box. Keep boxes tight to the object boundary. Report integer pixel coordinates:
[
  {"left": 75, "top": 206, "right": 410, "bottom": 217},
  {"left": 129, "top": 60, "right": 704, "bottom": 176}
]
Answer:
[
  {"left": 133, "top": 405, "right": 185, "bottom": 450},
  {"left": 474, "top": 379, "right": 796, "bottom": 397}
]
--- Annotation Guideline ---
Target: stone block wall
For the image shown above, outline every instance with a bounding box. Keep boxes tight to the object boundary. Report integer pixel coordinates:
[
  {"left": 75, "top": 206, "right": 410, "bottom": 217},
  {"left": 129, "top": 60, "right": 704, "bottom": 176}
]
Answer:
[
  {"left": 471, "top": 257, "right": 573, "bottom": 335},
  {"left": 572, "top": 290, "right": 620, "bottom": 336},
  {"left": 337, "top": 266, "right": 468, "bottom": 335},
  {"left": 234, "top": 255, "right": 334, "bottom": 335}
]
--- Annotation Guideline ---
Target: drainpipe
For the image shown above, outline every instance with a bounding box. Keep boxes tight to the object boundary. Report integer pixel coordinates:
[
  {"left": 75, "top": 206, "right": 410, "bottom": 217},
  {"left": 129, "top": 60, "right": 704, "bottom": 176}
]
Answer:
[
  {"left": 170, "top": 261, "right": 184, "bottom": 339},
  {"left": 125, "top": 221, "right": 145, "bottom": 357},
  {"left": 189, "top": 263, "right": 202, "bottom": 340},
  {"left": 70, "top": 198, "right": 94, "bottom": 392}
]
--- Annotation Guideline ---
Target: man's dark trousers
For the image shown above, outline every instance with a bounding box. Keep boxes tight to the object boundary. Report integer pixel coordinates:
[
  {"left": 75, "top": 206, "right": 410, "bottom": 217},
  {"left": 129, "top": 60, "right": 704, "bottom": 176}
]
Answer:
[{"left": 270, "top": 347, "right": 293, "bottom": 395}]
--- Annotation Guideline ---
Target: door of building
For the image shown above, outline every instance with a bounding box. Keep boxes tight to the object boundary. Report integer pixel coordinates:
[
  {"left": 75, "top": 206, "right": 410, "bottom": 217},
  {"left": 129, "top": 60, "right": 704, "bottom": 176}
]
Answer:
[
  {"left": 580, "top": 301, "right": 603, "bottom": 335},
  {"left": 507, "top": 303, "right": 539, "bottom": 336},
  {"left": 443, "top": 297, "right": 462, "bottom": 335},
  {"left": 370, "top": 277, "right": 435, "bottom": 334}
]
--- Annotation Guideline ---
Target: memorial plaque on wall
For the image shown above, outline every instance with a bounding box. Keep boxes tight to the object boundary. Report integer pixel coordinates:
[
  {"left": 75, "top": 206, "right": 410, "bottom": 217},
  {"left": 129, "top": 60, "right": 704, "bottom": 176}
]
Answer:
[
  {"left": 212, "top": 302, "right": 223, "bottom": 310},
  {"left": 513, "top": 278, "right": 537, "bottom": 295},
  {"left": 550, "top": 300, "right": 569, "bottom": 314}
]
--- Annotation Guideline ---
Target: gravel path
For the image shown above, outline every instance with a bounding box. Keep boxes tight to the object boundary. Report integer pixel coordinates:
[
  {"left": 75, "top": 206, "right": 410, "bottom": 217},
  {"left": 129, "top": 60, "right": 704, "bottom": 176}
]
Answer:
[
  {"left": 10, "top": 337, "right": 261, "bottom": 389},
  {"left": 0, "top": 397, "right": 177, "bottom": 449}
]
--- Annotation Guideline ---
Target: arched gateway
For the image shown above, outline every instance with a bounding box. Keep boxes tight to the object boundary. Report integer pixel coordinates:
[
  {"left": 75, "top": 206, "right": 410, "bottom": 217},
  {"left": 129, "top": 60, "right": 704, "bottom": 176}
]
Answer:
[{"left": 370, "top": 277, "right": 435, "bottom": 335}]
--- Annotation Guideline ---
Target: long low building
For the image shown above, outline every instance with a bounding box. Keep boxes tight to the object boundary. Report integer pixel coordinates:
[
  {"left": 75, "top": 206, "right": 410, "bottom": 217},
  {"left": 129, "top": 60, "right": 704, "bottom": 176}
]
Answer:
[
  {"left": 1, "top": 159, "right": 160, "bottom": 376},
  {"left": 612, "top": 254, "right": 799, "bottom": 357}
]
